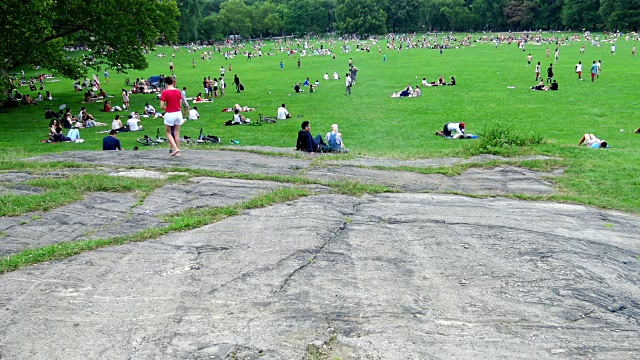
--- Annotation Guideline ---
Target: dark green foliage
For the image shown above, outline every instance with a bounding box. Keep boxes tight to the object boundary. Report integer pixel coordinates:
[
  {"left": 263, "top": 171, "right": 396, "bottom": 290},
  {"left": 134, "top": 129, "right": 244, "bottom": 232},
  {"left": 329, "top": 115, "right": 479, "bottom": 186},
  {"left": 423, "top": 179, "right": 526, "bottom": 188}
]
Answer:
[
  {"left": 0, "top": 0, "right": 179, "bottom": 101},
  {"left": 466, "top": 123, "right": 543, "bottom": 156}
]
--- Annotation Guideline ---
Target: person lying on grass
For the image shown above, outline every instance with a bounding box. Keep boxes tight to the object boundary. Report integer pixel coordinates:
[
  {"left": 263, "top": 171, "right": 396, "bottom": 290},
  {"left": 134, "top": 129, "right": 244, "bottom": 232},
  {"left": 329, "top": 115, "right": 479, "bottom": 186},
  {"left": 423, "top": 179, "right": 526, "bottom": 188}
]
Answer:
[
  {"left": 220, "top": 104, "right": 255, "bottom": 112},
  {"left": 578, "top": 133, "right": 608, "bottom": 148},
  {"left": 531, "top": 80, "right": 549, "bottom": 91}
]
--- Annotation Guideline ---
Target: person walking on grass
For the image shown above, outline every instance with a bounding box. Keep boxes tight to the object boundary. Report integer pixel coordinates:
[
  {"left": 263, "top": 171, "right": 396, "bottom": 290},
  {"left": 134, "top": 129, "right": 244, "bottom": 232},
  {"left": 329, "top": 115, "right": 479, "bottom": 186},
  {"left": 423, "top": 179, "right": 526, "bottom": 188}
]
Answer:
[
  {"left": 576, "top": 61, "right": 583, "bottom": 81},
  {"left": 160, "top": 76, "right": 183, "bottom": 157},
  {"left": 345, "top": 73, "right": 352, "bottom": 95},
  {"left": 535, "top": 62, "right": 541, "bottom": 81},
  {"left": 234, "top": 74, "right": 241, "bottom": 93},
  {"left": 591, "top": 61, "right": 598, "bottom": 82},
  {"left": 181, "top": 86, "right": 190, "bottom": 120}
]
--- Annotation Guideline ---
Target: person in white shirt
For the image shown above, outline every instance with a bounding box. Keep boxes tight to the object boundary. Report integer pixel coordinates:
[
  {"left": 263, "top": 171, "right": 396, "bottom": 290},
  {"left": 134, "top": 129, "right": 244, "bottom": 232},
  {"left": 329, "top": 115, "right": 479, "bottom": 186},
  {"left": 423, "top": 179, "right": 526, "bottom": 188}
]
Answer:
[
  {"left": 440, "top": 122, "right": 465, "bottom": 138},
  {"left": 324, "top": 72, "right": 329, "bottom": 80},
  {"left": 127, "top": 114, "right": 142, "bottom": 131},
  {"left": 188, "top": 106, "right": 200, "bottom": 120},
  {"left": 181, "top": 86, "right": 190, "bottom": 118},
  {"left": 277, "top": 104, "right": 290, "bottom": 119},
  {"left": 333, "top": 72, "right": 339, "bottom": 80},
  {"left": 421, "top": 77, "right": 428, "bottom": 86},
  {"left": 345, "top": 74, "right": 352, "bottom": 95},
  {"left": 144, "top": 103, "right": 156, "bottom": 116},
  {"left": 575, "top": 61, "right": 583, "bottom": 80}
]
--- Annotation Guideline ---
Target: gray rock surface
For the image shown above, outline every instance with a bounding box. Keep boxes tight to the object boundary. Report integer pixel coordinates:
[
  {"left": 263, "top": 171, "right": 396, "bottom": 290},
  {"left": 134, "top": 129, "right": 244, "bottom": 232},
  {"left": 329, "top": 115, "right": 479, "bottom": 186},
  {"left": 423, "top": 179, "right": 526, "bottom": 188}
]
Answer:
[
  {"left": 325, "top": 153, "right": 558, "bottom": 168},
  {"left": 1, "top": 194, "right": 639, "bottom": 359},
  {"left": 32, "top": 150, "right": 311, "bottom": 176},
  {"left": 0, "top": 184, "right": 44, "bottom": 196},
  {"left": 0, "top": 171, "right": 36, "bottom": 183},
  {"left": 306, "top": 165, "right": 559, "bottom": 194},
  {"left": 0, "top": 192, "right": 165, "bottom": 257},
  {"left": 135, "top": 177, "right": 301, "bottom": 215},
  {"left": 30, "top": 150, "right": 561, "bottom": 196}
]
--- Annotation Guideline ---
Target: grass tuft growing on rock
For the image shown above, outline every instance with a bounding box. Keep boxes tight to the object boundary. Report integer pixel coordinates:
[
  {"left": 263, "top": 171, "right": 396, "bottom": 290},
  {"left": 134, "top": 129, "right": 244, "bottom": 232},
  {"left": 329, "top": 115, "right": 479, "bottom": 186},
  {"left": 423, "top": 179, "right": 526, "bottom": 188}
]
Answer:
[
  {"left": 0, "top": 187, "right": 312, "bottom": 274},
  {"left": 0, "top": 175, "right": 167, "bottom": 217}
]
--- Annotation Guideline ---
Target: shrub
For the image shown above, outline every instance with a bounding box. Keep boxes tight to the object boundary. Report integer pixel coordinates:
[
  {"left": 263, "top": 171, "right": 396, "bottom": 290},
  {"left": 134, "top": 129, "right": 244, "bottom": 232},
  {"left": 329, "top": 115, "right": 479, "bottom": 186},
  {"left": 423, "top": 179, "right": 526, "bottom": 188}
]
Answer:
[{"left": 465, "top": 122, "right": 543, "bottom": 156}]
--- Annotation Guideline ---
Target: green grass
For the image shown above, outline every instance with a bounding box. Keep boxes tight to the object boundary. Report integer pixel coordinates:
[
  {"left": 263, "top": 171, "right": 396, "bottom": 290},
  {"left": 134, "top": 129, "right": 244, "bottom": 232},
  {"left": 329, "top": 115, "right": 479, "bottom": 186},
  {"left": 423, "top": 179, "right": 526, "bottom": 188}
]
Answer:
[
  {"left": 0, "top": 174, "right": 166, "bottom": 216},
  {"left": 0, "top": 187, "right": 311, "bottom": 273},
  {"left": 1, "top": 35, "right": 639, "bottom": 212}
]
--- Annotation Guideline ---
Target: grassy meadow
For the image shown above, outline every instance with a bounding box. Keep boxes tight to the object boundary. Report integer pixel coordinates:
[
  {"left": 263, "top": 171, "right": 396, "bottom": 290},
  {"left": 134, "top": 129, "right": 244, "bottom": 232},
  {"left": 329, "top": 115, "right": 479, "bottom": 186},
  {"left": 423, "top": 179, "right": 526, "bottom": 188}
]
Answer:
[{"left": 1, "top": 36, "right": 639, "bottom": 212}]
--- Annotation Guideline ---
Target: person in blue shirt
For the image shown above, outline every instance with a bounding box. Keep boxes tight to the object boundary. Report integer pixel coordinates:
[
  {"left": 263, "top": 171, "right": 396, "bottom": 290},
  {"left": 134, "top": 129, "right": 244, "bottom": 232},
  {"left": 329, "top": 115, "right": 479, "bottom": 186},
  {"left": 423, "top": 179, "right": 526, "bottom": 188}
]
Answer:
[
  {"left": 325, "top": 124, "right": 349, "bottom": 153},
  {"left": 103, "top": 130, "right": 123, "bottom": 150},
  {"left": 590, "top": 61, "right": 598, "bottom": 82}
]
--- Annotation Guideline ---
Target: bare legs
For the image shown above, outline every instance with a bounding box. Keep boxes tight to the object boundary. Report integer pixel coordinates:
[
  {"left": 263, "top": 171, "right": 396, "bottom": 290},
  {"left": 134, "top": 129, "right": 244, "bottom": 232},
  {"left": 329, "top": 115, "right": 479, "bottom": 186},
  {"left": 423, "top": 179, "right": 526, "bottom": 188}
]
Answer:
[{"left": 165, "top": 124, "right": 181, "bottom": 156}]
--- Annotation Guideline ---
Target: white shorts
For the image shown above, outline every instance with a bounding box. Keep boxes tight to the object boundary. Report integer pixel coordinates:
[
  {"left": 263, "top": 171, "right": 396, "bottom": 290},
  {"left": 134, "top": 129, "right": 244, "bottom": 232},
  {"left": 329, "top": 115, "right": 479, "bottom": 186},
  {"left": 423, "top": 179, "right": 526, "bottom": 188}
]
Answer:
[
  {"left": 163, "top": 111, "right": 183, "bottom": 126},
  {"left": 204, "top": 88, "right": 209, "bottom": 94}
]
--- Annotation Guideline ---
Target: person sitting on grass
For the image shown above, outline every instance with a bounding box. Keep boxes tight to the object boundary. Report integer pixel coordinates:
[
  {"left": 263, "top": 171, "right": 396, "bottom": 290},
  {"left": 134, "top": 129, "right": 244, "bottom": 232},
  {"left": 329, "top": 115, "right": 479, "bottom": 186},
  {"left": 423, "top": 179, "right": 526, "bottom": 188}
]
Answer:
[
  {"left": 398, "top": 85, "right": 412, "bottom": 97},
  {"left": 103, "top": 130, "right": 124, "bottom": 150},
  {"left": 296, "top": 120, "right": 328, "bottom": 154},
  {"left": 549, "top": 80, "right": 559, "bottom": 90},
  {"left": 294, "top": 83, "right": 301, "bottom": 93},
  {"left": 127, "top": 114, "right": 142, "bottom": 131},
  {"left": 22, "top": 94, "right": 36, "bottom": 105},
  {"left": 103, "top": 100, "right": 112, "bottom": 112},
  {"left": 229, "top": 108, "right": 247, "bottom": 125},
  {"left": 48, "top": 120, "right": 61, "bottom": 141},
  {"left": 325, "top": 124, "right": 349, "bottom": 153},
  {"left": 52, "top": 127, "right": 72, "bottom": 142},
  {"left": 80, "top": 108, "right": 96, "bottom": 127},
  {"left": 578, "top": 133, "right": 608, "bottom": 148},
  {"left": 111, "top": 114, "right": 127, "bottom": 132},
  {"left": 448, "top": 77, "right": 456, "bottom": 86},
  {"left": 635, "top": 128, "right": 640, "bottom": 134},
  {"left": 277, "top": 103, "right": 291, "bottom": 119},
  {"left": 188, "top": 106, "right": 200, "bottom": 120},
  {"left": 144, "top": 103, "right": 156, "bottom": 116},
  {"left": 412, "top": 86, "right": 422, "bottom": 97}
]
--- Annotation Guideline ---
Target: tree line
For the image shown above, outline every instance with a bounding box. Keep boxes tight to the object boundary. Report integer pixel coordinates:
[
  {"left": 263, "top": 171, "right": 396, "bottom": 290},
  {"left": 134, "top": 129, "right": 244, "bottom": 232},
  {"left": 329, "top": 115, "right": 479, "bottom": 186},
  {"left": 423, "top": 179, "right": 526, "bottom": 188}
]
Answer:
[{"left": 178, "top": 0, "right": 640, "bottom": 41}]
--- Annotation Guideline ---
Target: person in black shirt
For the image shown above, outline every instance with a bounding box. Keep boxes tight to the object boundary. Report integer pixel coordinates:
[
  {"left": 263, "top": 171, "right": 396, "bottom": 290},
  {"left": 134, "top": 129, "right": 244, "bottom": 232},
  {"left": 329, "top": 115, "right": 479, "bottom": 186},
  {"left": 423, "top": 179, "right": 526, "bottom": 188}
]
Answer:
[{"left": 296, "top": 121, "right": 327, "bottom": 153}]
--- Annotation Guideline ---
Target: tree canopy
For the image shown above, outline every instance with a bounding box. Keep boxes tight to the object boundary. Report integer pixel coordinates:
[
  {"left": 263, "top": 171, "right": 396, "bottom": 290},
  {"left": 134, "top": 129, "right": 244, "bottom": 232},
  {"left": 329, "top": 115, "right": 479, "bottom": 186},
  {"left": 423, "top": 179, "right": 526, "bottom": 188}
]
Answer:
[
  {"left": 1, "top": 0, "right": 179, "bottom": 99},
  {"left": 174, "top": 0, "right": 640, "bottom": 41}
]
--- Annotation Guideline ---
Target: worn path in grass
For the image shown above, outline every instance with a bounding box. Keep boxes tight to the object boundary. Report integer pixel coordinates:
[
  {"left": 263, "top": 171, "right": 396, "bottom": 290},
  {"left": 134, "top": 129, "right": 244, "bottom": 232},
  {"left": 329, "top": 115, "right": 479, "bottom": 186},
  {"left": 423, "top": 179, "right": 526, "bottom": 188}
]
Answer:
[{"left": 1, "top": 149, "right": 639, "bottom": 359}]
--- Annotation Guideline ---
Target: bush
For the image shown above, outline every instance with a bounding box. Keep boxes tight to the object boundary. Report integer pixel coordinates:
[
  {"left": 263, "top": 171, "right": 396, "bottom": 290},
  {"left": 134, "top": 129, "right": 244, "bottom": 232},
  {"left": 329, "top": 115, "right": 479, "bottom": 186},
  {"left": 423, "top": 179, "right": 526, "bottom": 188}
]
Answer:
[{"left": 465, "top": 122, "right": 543, "bottom": 156}]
